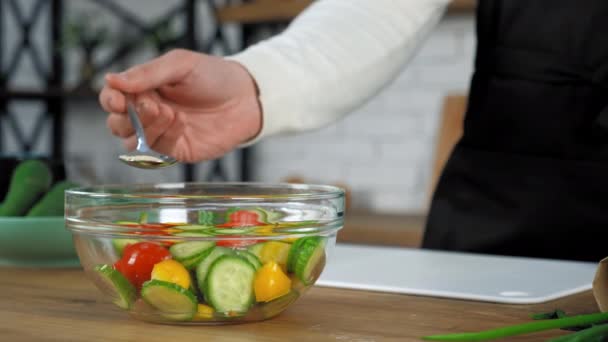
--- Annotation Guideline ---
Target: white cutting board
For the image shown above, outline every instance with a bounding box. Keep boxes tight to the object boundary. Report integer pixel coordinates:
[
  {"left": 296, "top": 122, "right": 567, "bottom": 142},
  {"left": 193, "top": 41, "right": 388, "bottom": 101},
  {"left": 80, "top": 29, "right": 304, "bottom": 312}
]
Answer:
[{"left": 316, "top": 244, "right": 597, "bottom": 304}]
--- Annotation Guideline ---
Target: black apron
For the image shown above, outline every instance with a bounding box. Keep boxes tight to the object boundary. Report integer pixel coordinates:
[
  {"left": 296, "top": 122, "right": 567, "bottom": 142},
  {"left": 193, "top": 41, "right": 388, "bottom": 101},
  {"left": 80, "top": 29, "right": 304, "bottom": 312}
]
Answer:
[{"left": 422, "top": 0, "right": 608, "bottom": 261}]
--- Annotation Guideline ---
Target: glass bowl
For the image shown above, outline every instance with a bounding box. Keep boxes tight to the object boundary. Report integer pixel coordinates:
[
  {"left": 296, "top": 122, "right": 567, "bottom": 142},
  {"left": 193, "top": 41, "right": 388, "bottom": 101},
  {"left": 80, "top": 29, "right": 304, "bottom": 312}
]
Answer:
[{"left": 65, "top": 182, "right": 344, "bottom": 324}]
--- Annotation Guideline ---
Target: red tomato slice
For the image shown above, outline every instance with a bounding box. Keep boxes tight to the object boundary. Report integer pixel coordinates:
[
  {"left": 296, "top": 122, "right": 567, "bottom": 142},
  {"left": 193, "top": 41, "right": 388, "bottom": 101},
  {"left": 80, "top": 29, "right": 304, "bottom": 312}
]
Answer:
[
  {"left": 218, "top": 210, "right": 264, "bottom": 228},
  {"left": 113, "top": 242, "right": 171, "bottom": 290}
]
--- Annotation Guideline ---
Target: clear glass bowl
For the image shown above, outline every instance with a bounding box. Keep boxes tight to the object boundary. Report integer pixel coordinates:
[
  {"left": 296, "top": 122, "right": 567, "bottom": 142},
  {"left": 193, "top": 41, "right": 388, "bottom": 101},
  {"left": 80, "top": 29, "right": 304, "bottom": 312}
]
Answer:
[{"left": 65, "top": 182, "right": 344, "bottom": 324}]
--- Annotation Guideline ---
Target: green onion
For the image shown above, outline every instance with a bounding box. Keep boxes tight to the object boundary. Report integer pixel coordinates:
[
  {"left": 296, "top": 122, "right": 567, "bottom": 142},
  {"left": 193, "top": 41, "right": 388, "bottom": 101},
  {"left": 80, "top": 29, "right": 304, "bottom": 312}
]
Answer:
[
  {"left": 422, "top": 312, "right": 608, "bottom": 341},
  {"left": 548, "top": 324, "right": 608, "bottom": 342},
  {"left": 531, "top": 309, "right": 567, "bottom": 320}
]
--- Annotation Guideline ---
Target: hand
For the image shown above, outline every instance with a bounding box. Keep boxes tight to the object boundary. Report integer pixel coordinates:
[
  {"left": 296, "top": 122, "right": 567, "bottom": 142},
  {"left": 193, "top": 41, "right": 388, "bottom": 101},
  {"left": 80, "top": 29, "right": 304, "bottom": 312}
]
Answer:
[{"left": 99, "top": 49, "right": 262, "bottom": 163}]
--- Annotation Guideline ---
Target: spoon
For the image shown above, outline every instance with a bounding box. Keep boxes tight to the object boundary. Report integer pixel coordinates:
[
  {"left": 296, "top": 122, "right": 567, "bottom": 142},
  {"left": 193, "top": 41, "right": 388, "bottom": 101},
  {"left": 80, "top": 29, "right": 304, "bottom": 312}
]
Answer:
[{"left": 118, "top": 101, "right": 178, "bottom": 169}]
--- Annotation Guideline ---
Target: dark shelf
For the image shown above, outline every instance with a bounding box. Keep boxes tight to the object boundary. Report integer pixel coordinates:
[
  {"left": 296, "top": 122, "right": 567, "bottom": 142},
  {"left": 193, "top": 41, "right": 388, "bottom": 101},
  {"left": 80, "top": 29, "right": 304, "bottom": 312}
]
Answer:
[{"left": 0, "top": 88, "right": 98, "bottom": 101}]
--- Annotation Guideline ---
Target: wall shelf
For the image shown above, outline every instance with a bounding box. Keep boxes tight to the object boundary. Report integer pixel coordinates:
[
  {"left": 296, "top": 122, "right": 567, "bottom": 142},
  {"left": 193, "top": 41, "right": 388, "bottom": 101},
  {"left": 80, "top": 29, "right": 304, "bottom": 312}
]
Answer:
[{"left": 448, "top": 0, "right": 477, "bottom": 13}]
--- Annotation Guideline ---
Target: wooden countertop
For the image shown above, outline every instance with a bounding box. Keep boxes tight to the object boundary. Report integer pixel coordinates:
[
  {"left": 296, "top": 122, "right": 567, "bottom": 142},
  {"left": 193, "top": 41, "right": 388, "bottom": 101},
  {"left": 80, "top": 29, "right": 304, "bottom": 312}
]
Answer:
[
  {"left": 0, "top": 212, "right": 597, "bottom": 341},
  {"left": 0, "top": 268, "right": 595, "bottom": 341}
]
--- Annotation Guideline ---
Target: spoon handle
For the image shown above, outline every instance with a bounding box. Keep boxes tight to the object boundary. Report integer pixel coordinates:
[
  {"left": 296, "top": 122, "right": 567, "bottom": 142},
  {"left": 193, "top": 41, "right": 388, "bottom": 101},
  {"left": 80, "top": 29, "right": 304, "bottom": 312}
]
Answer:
[{"left": 126, "top": 101, "right": 150, "bottom": 151}]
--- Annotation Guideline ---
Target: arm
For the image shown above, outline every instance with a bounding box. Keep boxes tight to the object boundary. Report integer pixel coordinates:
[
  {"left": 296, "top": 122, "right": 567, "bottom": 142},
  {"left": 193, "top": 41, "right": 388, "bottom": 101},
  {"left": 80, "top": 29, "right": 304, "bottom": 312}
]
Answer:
[
  {"left": 99, "top": 0, "right": 449, "bottom": 162},
  {"left": 229, "top": 0, "right": 450, "bottom": 142}
]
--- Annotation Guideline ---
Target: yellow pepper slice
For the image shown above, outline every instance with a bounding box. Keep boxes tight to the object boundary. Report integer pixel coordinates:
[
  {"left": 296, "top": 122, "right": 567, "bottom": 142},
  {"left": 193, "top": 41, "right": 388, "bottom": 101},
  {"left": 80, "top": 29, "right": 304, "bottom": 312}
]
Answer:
[
  {"left": 254, "top": 261, "right": 292, "bottom": 302},
  {"left": 259, "top": 241, "right": 291, "bottom": 271},
  {"left": 257, "top": 226, "right": 274, "bottom": 236},
  {"left": 151, "top": 259, "right": 191, "bottom": 290},
  {"left": 194, "top": 304, "right": 214, "bottom": 320}
]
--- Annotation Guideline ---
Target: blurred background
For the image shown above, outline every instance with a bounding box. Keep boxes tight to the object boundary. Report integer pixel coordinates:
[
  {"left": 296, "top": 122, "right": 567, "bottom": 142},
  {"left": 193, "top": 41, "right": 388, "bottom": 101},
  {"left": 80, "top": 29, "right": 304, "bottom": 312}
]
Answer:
[{"left": 0, "top": 0, "right": 476, "bottom": 224}]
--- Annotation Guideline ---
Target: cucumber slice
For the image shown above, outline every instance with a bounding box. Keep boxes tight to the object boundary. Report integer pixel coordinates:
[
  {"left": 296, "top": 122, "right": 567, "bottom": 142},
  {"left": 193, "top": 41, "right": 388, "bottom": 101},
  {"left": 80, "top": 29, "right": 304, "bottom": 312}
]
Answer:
[
  {"left": 235, "top": 250, "right": 262, "bottom": 270},
  {"left": 257, "top": 207, "right": 283, "bottom": 223},
  {"left": 260, "top": 290, "right": 300, "bottom": 317},
  {"left": 141, "top": 280, "right": 197, "bottom": 321},
  {"left": 204, "top": 256, "right": 256, "bottom": 314},
  {"left": 196, "top": 247, "right": 235, "bottom": 292},
  {"left": 111, "top": 238, "right": 140, "bottom": 257},
  {"left": 94, "top": 264, "right": 136, "bottom": 309},
  {"left": 248, "top": 207, "right": 282, "bottom": 223},
  {"left": 287, "top": 238, "right": 308, "bottom": 273},
  {"left": 169, "top": 241, "right": 215, "bottom": 270},
  {"left": 189, "top": 279, "right": 203, "bottom": 303},
  {"left": 247, "top": 207, "right": 270, "bottom": 223},
  {"left": 173, "top": 232, "right": 212, "bottom": 237},
  {"left": 248, "top": 242, "right": 265, "bottom": 257},
  {"left": 114, "top": 220, "right": 139, "bottom": 226},
  {"left": 212, "top": 227, "right": 254, "bottom": 235},
  {"left": 291, "top": 237, "right": 327, "bottom": 285},
  {"left": 248, "top": 241, "right": 291, "bottom": 268},
  {"left": 138, "top": 212, "right": 149, "bottom": 223},
  {"left": 198, "top": 210, "right": 215, "bottom": 225},
  {"left": 177, "top": 224, "right": 212, "bottom": 231}
]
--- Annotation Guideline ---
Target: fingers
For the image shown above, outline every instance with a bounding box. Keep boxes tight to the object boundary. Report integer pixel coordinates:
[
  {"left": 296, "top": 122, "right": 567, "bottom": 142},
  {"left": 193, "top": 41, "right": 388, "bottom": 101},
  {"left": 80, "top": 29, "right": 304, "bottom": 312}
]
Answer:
[
  {"left": 133, "top": 94, "right": 160, "bottom": 124},
  {"left": 116, "top": 102, "right": 177, "bottom": 153},
  {"left": 145, "top": 102, "right": 176, "bottom": 147},
  {"left": 149, "top": 109, "right": 186, "bottom": 156},
  {"left": 106, "top": 92, "right": 165, "bottom": 137},
  {"left": 122, "top": 113, "right": 182, "bottom": 157},
  {"left": 99, "top": 86, "right": 126, "bottom": 113},
  {"left": 106, "top": 113, "right": 134, "bottom": 138},
  {"left": 122, "top": 135, "right": 137, "bottom": 151},
  {"left": 105, "top": 49, "right": 199, "bottom": 93}
]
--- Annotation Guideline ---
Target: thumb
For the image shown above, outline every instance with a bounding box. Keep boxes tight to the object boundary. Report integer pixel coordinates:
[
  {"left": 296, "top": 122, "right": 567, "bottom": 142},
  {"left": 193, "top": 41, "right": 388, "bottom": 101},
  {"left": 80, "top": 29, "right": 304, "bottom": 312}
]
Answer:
[{"left": 105, "top": 49, "right": 199, "bottom": 93}]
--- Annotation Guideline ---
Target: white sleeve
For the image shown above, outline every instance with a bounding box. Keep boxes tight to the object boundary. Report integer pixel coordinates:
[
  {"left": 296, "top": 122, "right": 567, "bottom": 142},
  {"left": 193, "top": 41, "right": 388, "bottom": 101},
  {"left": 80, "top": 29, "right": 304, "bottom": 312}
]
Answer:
[{"left": 228, "top": 0, "right": 450, "bottom": 143}]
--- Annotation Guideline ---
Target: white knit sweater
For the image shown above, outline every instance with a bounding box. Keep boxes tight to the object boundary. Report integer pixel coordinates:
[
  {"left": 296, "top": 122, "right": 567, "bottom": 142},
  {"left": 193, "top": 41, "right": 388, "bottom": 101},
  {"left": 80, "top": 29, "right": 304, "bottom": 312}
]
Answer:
[{"left": 229, "top": 0, "right": 451, "bottom": 143}]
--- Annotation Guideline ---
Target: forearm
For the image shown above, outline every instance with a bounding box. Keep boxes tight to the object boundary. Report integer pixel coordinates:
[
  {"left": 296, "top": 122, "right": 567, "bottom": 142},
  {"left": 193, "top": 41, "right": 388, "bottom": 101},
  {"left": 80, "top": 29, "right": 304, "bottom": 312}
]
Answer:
[{"left": 229, "top": 0, "right": 450, "bottom": 141}]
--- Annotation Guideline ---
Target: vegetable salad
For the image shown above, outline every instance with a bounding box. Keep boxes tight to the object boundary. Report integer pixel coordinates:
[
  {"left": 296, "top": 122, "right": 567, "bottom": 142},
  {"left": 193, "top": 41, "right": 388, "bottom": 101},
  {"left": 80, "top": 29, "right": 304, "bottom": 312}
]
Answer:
[{"left": 94, "top": 209, "right": 327, "bottom": 322}]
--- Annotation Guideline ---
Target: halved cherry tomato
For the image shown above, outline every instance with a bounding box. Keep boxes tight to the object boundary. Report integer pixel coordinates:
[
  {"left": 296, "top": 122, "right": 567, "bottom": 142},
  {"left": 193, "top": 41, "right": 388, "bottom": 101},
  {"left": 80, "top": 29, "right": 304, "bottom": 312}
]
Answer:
[
  {"left": 219, "top": 210, "right": 264, "bottom": 228},
  {"left": 113, "top": 242, "right": 171, "bottom": 290},
  {"left": 215, "top": 210, "right": 267, "bottom": 246}
]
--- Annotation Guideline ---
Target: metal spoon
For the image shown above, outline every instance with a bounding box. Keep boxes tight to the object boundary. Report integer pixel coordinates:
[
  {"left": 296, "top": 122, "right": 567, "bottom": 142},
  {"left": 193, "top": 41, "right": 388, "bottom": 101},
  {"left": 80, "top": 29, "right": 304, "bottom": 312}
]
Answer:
[{"left": 118, "top": 101, "right": 178, "bottom": 169}]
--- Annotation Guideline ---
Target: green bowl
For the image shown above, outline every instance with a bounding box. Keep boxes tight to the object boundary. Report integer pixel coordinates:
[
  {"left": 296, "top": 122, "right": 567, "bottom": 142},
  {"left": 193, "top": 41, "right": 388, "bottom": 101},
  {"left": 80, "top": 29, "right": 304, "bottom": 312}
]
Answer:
[{"left": 0, "top": 217, "right": 80, "bottom": 267}]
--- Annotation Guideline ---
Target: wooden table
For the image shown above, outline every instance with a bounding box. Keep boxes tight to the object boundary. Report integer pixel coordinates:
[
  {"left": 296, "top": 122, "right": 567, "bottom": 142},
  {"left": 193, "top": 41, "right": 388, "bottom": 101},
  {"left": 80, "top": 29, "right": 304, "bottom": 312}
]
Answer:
[{"left": 0, "top": 265, "right": 597, "bottom": 341}]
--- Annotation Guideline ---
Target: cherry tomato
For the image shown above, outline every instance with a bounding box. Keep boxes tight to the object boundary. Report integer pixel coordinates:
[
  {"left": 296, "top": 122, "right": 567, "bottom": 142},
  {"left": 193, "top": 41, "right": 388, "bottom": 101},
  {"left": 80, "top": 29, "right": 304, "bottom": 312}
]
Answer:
[
  {"left": 113, "top": 259, "right": 135, "bottom": 286},
  {"left": 113, "top": 242, "right": 171, "bottom": 290},
  {"left": 219, "top": 210, "right": 264, "bottom": 228},
  {"left": 216, "top": 210, "right": 267, "bottom": 246}
]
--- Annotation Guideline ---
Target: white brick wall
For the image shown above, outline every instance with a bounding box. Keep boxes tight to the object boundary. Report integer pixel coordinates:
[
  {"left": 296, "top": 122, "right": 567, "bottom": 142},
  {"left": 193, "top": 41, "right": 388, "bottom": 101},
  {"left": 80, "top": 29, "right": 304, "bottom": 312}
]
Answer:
[{"left": 252, "top": 14, "right": 476, "bottom": 214}]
